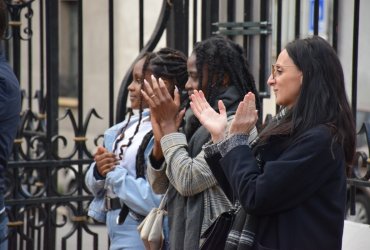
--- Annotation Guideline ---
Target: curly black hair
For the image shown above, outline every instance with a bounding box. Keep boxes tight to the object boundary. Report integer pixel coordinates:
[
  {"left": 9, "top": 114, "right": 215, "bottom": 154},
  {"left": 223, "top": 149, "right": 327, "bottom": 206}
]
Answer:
[
  {"left": 149, "top": 47, "right": 189, "bottom": 109},
  {"left": 150, "top": 47, "right": 188, "bottom": 90},
  {"left": 193, "top": 35, "right": 261, "bottom": 112}
]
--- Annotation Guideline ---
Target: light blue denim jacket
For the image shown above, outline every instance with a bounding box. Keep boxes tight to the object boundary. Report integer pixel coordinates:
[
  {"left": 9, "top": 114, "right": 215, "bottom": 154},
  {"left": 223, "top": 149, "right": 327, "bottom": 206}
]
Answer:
[{"left": 85, "top": 110, "right": 162, "bottom": 223}]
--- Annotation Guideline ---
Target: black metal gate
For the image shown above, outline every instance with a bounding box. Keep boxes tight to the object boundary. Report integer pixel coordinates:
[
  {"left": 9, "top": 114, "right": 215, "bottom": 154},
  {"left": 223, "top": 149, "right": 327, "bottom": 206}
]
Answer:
[{"left": 3, "top": 0, "right": 369, "bottom": 249}]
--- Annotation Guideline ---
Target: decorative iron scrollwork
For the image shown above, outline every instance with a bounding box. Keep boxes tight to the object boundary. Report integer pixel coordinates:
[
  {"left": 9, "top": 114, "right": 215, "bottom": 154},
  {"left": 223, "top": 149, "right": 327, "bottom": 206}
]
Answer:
[{"left": 4, "top": 0, "right": 35, "bottom": 40}]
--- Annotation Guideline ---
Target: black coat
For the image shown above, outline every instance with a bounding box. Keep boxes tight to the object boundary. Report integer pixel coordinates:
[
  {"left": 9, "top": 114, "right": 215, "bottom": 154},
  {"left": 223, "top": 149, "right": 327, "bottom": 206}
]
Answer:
[{"left": 205, "top": 125, "right": 346, "bottom": 250}]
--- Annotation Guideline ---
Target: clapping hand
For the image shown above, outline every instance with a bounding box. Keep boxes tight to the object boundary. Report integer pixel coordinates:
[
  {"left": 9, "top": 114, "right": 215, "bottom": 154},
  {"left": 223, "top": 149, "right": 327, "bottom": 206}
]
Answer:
[
  {"left": 190, "top": 90, "right": 258, "bottom": 143},
  {"left": 229, "top": 92, "right": 258, "bottom": 136},
  {"left": 190, "top": 90, "right": 228, "bottom": 143},
  {"left": 141, "top": 75, "right": 185, "bottom": 136},
  {"left": 94, "top": 146, "right": 119, "bottom": 177}
]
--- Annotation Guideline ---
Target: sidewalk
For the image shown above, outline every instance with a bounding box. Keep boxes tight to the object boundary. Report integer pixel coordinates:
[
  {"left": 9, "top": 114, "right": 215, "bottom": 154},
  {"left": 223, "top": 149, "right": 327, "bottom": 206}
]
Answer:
[
  {"left": 342, "top": 220, "right": 370, "bottom": 250},
  {"left": 55, "top": 219, "right": 369, "bottom": 249},
  {"left": 56, "top": 223, "right": 108, "bottom": 250}
]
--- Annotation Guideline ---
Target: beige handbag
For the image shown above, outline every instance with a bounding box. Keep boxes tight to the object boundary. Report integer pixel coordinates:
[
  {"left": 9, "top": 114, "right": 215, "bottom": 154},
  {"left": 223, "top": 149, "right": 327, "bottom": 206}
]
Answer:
[{"left": 137, "top": 191, "right": 168, "bottom": 250}]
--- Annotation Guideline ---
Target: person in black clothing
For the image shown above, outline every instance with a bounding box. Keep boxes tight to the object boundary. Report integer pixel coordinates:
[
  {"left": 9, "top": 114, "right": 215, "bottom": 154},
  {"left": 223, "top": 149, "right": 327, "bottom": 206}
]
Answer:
[
  {"left": 0, "top": 1, "right": 22, "bottom": 248},
  {"left": 190, "top": 36, "right": 356, "bottom": 250}
]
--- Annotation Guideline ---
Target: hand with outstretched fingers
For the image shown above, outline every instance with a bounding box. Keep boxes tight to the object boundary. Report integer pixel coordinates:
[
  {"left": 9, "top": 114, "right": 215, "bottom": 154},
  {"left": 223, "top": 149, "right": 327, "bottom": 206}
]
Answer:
[
  {"left": 190, "top": 90, "right": 228, "bottom": 143},
  {"left": 141, "top": 75, "right": 185, "bottom": 135},
  {"left": 94, "top": 146, "right": 119, "bottom": 177},
  {"left": 229, "top": 92, "right": 258, "bottom": 136}
]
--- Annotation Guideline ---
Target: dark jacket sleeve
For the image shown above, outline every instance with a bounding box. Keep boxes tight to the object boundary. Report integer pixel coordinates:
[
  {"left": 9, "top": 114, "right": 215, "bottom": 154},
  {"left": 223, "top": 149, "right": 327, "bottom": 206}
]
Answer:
[
  {"left": 205, "top": 152, "right": 235, "bottom": 202},
  {"left": 219, "top": 125, "right": 344, "bottom": 215}
]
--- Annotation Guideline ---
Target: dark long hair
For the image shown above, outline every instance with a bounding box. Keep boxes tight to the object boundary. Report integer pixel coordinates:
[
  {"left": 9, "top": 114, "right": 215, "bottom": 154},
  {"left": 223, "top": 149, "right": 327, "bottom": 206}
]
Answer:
[
  {"left": 258, "top": 36, "right": 356, "bottom": 165},
  {"left": 183, "top": 35, "right": 260, "bottom": 137},
  {"left": 192, "top": 35, "right": 260, "bottom": 112}
]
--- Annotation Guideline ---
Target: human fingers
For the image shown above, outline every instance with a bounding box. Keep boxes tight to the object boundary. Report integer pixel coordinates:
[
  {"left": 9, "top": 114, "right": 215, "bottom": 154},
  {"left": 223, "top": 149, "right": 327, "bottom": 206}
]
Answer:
[
  {"left": 238, "top": 92, "right": 252, "bottom": 115},
  {"left": 99, "top": 162, "right": 117, "bottom": 176},
  {"left": 190, "top": 90, "right": 203, "bottom": 116},
  {"left": 244, "top": 93, "right": 257, "bottom": 122},
  {"left": 158, "top": 77, "right": 173, "bottom": 100},
  {"left": 192, "top": 90, "right": 211, "bottom": 113},
  {"left": 95, "top": 154, "right": 119, "bottom": 176},
  {"left": 94, "top": 152, "right": 118, "bottom": 163},
  {"left": 141, "top": 80, "right": 156, "bottom": 108},
  {"left": 198, "top": 90, "right": 210, "bottom": 110},
  {"left": 218, "top": 100, "right": 227, "bottom": 118},
  {"left": 190, "top": 90, "right": 209, "bottom": 120},
  {"left": 238, "top": 94, "right": 258, "bottom": 123},
  {"left": 149, "top": 75, "right": 167, "bottom": 106},
  {"left": 141, "top": 89, "right": 156, "bottom": 108},
  {"left": 94, "top": 146, "right": 107, "bottom": 157},
  {"left": 238, "top": 92, "right": 256, "bottom": 116},
  {"left": 234, "top": 101, "right": 246, "bottom": 120},
  {"left": 173, "top": 86, "right": 181, "bottom": 108},
  {"left": 143, "top": 78, "right": 154, "bottom": 95},
  {"left": 245, "top": 92, "right": 256, "bottom": 111},
  {"left": 151, "top": 75, "right": 162, "bottom": 100},
  {"left": 229, "top": 93, "right": 258, "bottom": 134}
]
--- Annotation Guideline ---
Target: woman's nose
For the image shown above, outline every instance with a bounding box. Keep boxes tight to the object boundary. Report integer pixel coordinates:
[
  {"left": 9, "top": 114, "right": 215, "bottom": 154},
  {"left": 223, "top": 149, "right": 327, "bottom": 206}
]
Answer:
[
  {"left": 128, "top": 81, "right": 135, "bottom": 91},
  {"left": 267, "top": 74, "right": 275, "bottom": 86},
  {"left": 185, "top": 79, "right": 192, "bottom": 90}
]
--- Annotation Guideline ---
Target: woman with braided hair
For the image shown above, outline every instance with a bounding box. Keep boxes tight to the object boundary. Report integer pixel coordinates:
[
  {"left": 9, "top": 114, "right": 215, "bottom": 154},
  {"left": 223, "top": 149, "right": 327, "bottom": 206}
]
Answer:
[
  {"left": 85, "top": 48, "right": 188, "bottom": 250},
  {"left": 142, "top": 35, "right": 260, "bottom": 249}
]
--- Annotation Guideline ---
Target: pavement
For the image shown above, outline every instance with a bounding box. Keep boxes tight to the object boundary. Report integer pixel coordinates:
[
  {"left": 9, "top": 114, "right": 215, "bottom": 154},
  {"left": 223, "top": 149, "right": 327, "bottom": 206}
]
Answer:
[
  {"left": 54, "top": 218, "right": 370, "bottom": 249},
  {"left": 56, "top": 223, "right": 108, "bottom": 250},
  {"left": 342, "top": 220, "right": 370, "bottom": 250}
]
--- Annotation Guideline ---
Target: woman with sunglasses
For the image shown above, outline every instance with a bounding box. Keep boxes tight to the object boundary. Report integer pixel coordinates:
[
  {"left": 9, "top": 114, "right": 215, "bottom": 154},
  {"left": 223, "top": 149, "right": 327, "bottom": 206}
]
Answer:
[{"left": 190, "top": 36, "right": 356, "bottom": 250}]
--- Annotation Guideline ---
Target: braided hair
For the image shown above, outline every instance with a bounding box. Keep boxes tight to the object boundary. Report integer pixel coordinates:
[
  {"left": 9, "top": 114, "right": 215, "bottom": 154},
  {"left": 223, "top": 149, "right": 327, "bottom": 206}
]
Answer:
[
  {"left": 150, "top": 48, "right": 188, "bottom": 88},
  {"left": 112, "top": 52, "right": 154, "bottom": 160},
  {"left": 135, "top": 48, "right": 188, "bottom": 179},
  {"left": 149, "top": 47, "right": 189, "bottom": 108},
  {"left": 135, "top": 130, "right": 153, "bottom": 178},
  {"left": 193, "top": 35, "right": 261, "bottom": 112}
]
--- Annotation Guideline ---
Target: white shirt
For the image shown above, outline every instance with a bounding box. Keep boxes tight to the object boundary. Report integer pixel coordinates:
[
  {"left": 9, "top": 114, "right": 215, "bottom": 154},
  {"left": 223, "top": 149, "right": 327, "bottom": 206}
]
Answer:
[{"left": 112, "top": 114, "right": 152, "bottom": 177}]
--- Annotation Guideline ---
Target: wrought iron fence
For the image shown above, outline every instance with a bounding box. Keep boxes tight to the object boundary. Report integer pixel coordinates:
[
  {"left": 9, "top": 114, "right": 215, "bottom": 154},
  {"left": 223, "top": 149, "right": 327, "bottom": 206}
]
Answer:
[{"left": 2, "top": 0, "right": 369, "bottom": 249}]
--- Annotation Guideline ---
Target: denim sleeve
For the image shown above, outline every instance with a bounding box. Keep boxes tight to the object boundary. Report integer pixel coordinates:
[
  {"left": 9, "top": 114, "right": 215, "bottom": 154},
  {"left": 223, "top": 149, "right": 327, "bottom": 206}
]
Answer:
[
  {"left": 105, "top": 167, "right": 162, "bottom": 216},
  {"left": 85, "top": 162, "right": 106, "bottom": 197}
]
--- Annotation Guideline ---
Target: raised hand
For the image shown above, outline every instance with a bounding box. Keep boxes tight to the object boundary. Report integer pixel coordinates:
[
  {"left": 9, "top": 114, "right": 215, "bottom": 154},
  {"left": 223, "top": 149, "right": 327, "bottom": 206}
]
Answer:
[
  {"left": 94, "top": 146, "right": 119, "bottom": 177},
  {"left": 141, "top": 75, "right": 183, "bottom": 135},
  {"left": 190, "top": 90, "right": 228, "bottom": 143},
  {"left": 229, "top": 92, "right": 258, "bottom": 136}
]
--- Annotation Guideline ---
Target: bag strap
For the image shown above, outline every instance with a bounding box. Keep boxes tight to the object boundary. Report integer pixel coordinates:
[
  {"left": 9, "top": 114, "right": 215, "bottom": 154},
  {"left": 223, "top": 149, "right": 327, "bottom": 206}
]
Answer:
[
  {"left": 116, "top": 203, "right": 130, "bottom": 225},
  {"left": 158, "top": 189, "right": 169, "bottom": 210}
]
